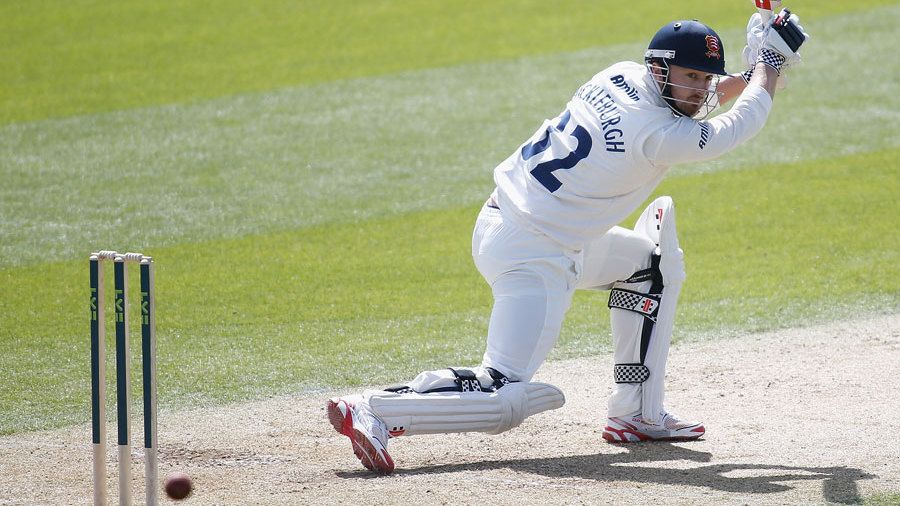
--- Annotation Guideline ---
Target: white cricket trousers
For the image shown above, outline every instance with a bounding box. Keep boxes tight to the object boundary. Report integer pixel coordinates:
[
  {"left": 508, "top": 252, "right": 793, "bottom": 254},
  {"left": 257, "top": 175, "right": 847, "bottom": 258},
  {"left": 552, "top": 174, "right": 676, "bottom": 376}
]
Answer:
[{"left": 472, "top": 203, "right": 656, "bottom": 417}]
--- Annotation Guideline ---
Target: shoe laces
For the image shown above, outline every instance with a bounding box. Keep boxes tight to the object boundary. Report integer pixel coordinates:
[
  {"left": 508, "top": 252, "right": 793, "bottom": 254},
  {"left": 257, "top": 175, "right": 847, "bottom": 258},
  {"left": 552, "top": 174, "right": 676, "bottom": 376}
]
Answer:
[
  {"left": 661, "top": 411, "right": 694, "bottom": 430},
  {"left": 624, "top": 411, "right": 693, "bottom": 429},
  {"left": 356, "top": 402, "right": 390, "bottom": 447}
]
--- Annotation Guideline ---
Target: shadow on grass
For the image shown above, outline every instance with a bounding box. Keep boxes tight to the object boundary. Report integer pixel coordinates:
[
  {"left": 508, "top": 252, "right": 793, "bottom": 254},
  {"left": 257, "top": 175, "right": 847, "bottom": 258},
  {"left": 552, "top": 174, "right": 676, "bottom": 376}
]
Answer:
[{"left": 338, "top": 443, "right": 875, "bottom": 504}]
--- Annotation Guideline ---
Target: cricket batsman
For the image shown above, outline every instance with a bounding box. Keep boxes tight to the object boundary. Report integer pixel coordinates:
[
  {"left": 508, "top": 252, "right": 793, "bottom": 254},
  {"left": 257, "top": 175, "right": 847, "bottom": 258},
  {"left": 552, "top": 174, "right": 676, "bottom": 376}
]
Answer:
[{"left": 327, "top": 8, "right": 809, "bottom": 473}]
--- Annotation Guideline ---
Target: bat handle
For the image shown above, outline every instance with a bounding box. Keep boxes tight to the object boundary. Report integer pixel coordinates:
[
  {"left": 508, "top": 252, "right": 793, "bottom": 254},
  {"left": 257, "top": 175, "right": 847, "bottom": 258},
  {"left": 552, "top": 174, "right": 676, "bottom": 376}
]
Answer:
[
  {"left": 773, "top": 8, "right": 791, "bottom": 26},
  {"left": 754, "top": 0, "right": 782, "bottom": 21}
]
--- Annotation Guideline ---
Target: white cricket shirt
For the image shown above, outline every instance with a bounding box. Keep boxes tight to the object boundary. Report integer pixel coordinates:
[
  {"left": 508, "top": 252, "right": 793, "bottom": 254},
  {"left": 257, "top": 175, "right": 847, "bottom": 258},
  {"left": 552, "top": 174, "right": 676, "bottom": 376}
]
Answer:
[{"left": 493, "top": 61, "right": 773, "bottom": 250}]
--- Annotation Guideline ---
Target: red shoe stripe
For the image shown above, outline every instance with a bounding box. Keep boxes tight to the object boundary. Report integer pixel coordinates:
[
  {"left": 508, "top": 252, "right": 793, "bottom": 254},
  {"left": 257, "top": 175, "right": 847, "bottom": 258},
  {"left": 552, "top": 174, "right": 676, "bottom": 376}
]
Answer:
[
  {"left": 327, "top": 399, "right": 395, "bottom": 474},
  {"left": 351, "top": 428, "right": 394, "bottom": 474},
  {"left": 326, "top": 399, "right": 355, "bottom": 438},
  {"left": 602, "top": 425, "right": 651, "bottom": 442}
]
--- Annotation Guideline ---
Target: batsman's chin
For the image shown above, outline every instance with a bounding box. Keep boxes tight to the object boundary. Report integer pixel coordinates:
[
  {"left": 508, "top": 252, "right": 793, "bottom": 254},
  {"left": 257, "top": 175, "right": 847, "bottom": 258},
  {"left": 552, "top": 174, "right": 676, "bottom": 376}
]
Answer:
[{"left": 675, "top": 104, "right": 702, "bottom": 118}]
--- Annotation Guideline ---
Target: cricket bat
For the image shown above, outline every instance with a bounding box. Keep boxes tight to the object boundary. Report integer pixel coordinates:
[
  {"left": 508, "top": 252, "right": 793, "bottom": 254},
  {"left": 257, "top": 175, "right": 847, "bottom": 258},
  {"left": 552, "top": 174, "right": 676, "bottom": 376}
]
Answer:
[{"left": 754, "top": 0, "right": 782, "bottom": 21}]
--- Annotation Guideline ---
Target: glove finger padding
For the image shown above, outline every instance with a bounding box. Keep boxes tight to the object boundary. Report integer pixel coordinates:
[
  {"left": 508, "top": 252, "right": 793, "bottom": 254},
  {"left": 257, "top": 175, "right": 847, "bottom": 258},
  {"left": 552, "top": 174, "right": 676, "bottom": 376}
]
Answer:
[
  {"left": 746, "top": 13, "right": 766, "bottom": 54},
  {"left": 763, "top": 9, "right": 808, "bottom": 65},
  {"left": 773, "top": 12, "right": 808, "bottom": 51},
  {"left": 746, "top": 12, "right": 765, "bottom": 34}
]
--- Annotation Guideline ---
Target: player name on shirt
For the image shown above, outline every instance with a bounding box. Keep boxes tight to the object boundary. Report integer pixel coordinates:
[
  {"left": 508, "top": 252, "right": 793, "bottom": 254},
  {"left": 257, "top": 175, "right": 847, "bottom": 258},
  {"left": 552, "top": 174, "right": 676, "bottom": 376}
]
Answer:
[{"left": 573, "top": 74, "right": 640, "bottom": 153}]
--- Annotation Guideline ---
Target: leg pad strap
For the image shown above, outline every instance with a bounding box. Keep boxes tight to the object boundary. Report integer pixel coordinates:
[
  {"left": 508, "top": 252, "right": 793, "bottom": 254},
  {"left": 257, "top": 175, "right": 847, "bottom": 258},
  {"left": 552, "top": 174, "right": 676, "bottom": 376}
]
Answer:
[
  {"left": 608, "top": 288, "right": 660, "bottom": 322},
  {"left": 614, "top": 363, "right": 650, "bottom": 384}
]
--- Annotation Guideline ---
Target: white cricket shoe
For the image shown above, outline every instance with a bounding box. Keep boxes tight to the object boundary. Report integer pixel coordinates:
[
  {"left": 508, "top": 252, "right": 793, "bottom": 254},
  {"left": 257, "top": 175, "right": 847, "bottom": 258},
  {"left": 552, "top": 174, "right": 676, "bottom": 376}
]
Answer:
[
  {"left": 602, "top": 411, "right": 705, "bottom": 443},
  {"left": 327, "top": 397, "right": 395, "bottom": 474}
]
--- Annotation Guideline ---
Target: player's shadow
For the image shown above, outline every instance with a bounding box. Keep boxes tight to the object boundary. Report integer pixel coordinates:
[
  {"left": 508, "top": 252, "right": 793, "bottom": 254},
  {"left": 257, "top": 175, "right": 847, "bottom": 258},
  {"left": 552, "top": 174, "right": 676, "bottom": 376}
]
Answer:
[{"left": 339, "top": 443, "right": 874, "bottom": 504}]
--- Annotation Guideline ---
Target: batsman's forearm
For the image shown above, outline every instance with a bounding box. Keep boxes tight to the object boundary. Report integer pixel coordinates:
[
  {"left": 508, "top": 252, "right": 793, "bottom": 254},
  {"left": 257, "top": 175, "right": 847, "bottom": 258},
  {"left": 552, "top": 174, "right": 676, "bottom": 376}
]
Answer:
[
  {"left": 716, "top": 74, "right": 750, "bottom": 105},
  {"left": 749, "top": 61, "right": 779, "bottom": 98}
]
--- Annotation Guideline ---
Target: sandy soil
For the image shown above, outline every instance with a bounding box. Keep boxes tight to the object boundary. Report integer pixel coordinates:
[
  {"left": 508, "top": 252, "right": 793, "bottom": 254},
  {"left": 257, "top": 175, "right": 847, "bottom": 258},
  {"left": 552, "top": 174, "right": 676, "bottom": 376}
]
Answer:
[{"left": 2, "top": 314, "right": 898, "bottom": 505}]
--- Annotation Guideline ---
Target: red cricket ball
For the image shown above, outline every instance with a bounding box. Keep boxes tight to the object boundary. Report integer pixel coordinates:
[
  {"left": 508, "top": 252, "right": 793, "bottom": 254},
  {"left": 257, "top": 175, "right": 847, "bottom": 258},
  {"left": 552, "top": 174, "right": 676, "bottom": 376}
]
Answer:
[{"left": 164, "top": 472, "right": 193, "bottom": 500}]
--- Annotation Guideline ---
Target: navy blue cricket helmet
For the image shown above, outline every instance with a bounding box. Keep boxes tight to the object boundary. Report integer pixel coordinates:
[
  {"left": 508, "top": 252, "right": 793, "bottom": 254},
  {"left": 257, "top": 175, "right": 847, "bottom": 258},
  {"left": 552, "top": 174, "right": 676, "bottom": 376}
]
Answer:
[{"left": 645, "top": 20, "right": 727, "bottom": 76}]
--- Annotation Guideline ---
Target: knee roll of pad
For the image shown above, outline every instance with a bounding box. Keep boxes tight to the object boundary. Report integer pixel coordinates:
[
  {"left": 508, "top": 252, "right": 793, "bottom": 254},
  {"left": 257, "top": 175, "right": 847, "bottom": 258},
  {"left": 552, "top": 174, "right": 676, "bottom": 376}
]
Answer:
[{"left": 388, "top": 366, "right": 511, "bottom": 395}]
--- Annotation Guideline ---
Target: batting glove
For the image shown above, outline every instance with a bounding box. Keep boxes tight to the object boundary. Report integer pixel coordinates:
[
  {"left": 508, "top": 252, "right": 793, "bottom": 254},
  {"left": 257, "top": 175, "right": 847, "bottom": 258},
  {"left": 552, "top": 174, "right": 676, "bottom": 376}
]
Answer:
[{"left": 761, "top": 9, "right": 809, "bottom": 68}]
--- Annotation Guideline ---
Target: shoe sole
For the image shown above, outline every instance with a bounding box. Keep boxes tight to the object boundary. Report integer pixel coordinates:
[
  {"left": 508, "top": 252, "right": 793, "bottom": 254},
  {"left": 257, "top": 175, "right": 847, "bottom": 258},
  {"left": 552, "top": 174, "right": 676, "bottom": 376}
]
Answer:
[
  {"left": 327, "top": 399, "right": 395, "bottom": 475},
  {"left": 602, "top": 420, "right": 705, "bottom": 443}
]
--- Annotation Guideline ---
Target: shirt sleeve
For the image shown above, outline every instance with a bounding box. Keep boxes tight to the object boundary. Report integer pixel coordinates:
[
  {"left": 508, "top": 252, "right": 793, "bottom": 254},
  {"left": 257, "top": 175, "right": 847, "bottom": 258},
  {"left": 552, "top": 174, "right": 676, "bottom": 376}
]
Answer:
[{"left": 643, "top": 83, "right": 773, "bottom": 166}]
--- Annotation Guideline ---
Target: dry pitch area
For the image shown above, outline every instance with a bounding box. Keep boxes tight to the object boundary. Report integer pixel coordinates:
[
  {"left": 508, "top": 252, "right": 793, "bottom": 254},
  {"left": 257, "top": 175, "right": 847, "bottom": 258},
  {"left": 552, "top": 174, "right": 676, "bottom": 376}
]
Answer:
[{"left": 2, "top": 314, "right": 898, "bottom": 505}]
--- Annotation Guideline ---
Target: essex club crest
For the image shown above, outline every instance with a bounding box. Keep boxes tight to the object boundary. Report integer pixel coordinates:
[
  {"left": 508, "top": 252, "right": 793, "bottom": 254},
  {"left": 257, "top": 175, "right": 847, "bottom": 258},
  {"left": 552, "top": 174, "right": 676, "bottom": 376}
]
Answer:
[{"left": 705, "top": 35, "right": 721, "bottom": 60}]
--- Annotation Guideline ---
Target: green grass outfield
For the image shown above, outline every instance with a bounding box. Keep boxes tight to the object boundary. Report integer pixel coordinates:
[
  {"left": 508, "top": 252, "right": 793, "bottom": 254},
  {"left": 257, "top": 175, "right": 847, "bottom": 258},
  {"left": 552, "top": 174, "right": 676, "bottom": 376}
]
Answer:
[
  {"left": 1, "top": 0, "right": 893, "bottom": 124},
  {"left": 1, "top": 1, "right": 898, "bottom": 435},
  {"left": 865, "top": 492, "right": 900, "bottom": 505}
]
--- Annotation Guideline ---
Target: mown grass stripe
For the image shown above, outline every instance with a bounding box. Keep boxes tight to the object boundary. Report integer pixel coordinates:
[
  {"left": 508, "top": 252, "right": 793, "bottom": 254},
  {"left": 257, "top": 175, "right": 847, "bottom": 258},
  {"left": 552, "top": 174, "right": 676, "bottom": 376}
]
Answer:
[
  {"left": 2, "top": 0, "right": 893, "bottom": 124},
  {"left": 2, "top": 5, "right": 898, "bottom": 268},
  {"left": 1, "top": 148, "right": 896, "bottom": 435}
]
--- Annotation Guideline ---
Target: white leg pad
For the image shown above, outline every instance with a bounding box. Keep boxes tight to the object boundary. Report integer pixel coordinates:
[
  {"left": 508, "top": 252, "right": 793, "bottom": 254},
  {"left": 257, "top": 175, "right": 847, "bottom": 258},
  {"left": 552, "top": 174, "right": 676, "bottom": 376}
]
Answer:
[
  {"left": 606, "top": 196, "right": 684, "bottom": 423},
  {"left": 636, "top": 196, "right": 684, "bottom": 423},
  {"left": 365, "top": 382, "right": 565, "bottom": 436}
]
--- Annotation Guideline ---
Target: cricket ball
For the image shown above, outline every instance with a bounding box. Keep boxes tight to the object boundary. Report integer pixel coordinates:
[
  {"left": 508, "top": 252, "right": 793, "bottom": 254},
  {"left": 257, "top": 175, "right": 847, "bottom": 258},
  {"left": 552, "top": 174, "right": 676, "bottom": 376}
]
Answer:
[{"left": 164, "top": 471, "right": 193, "bottom": 500}]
